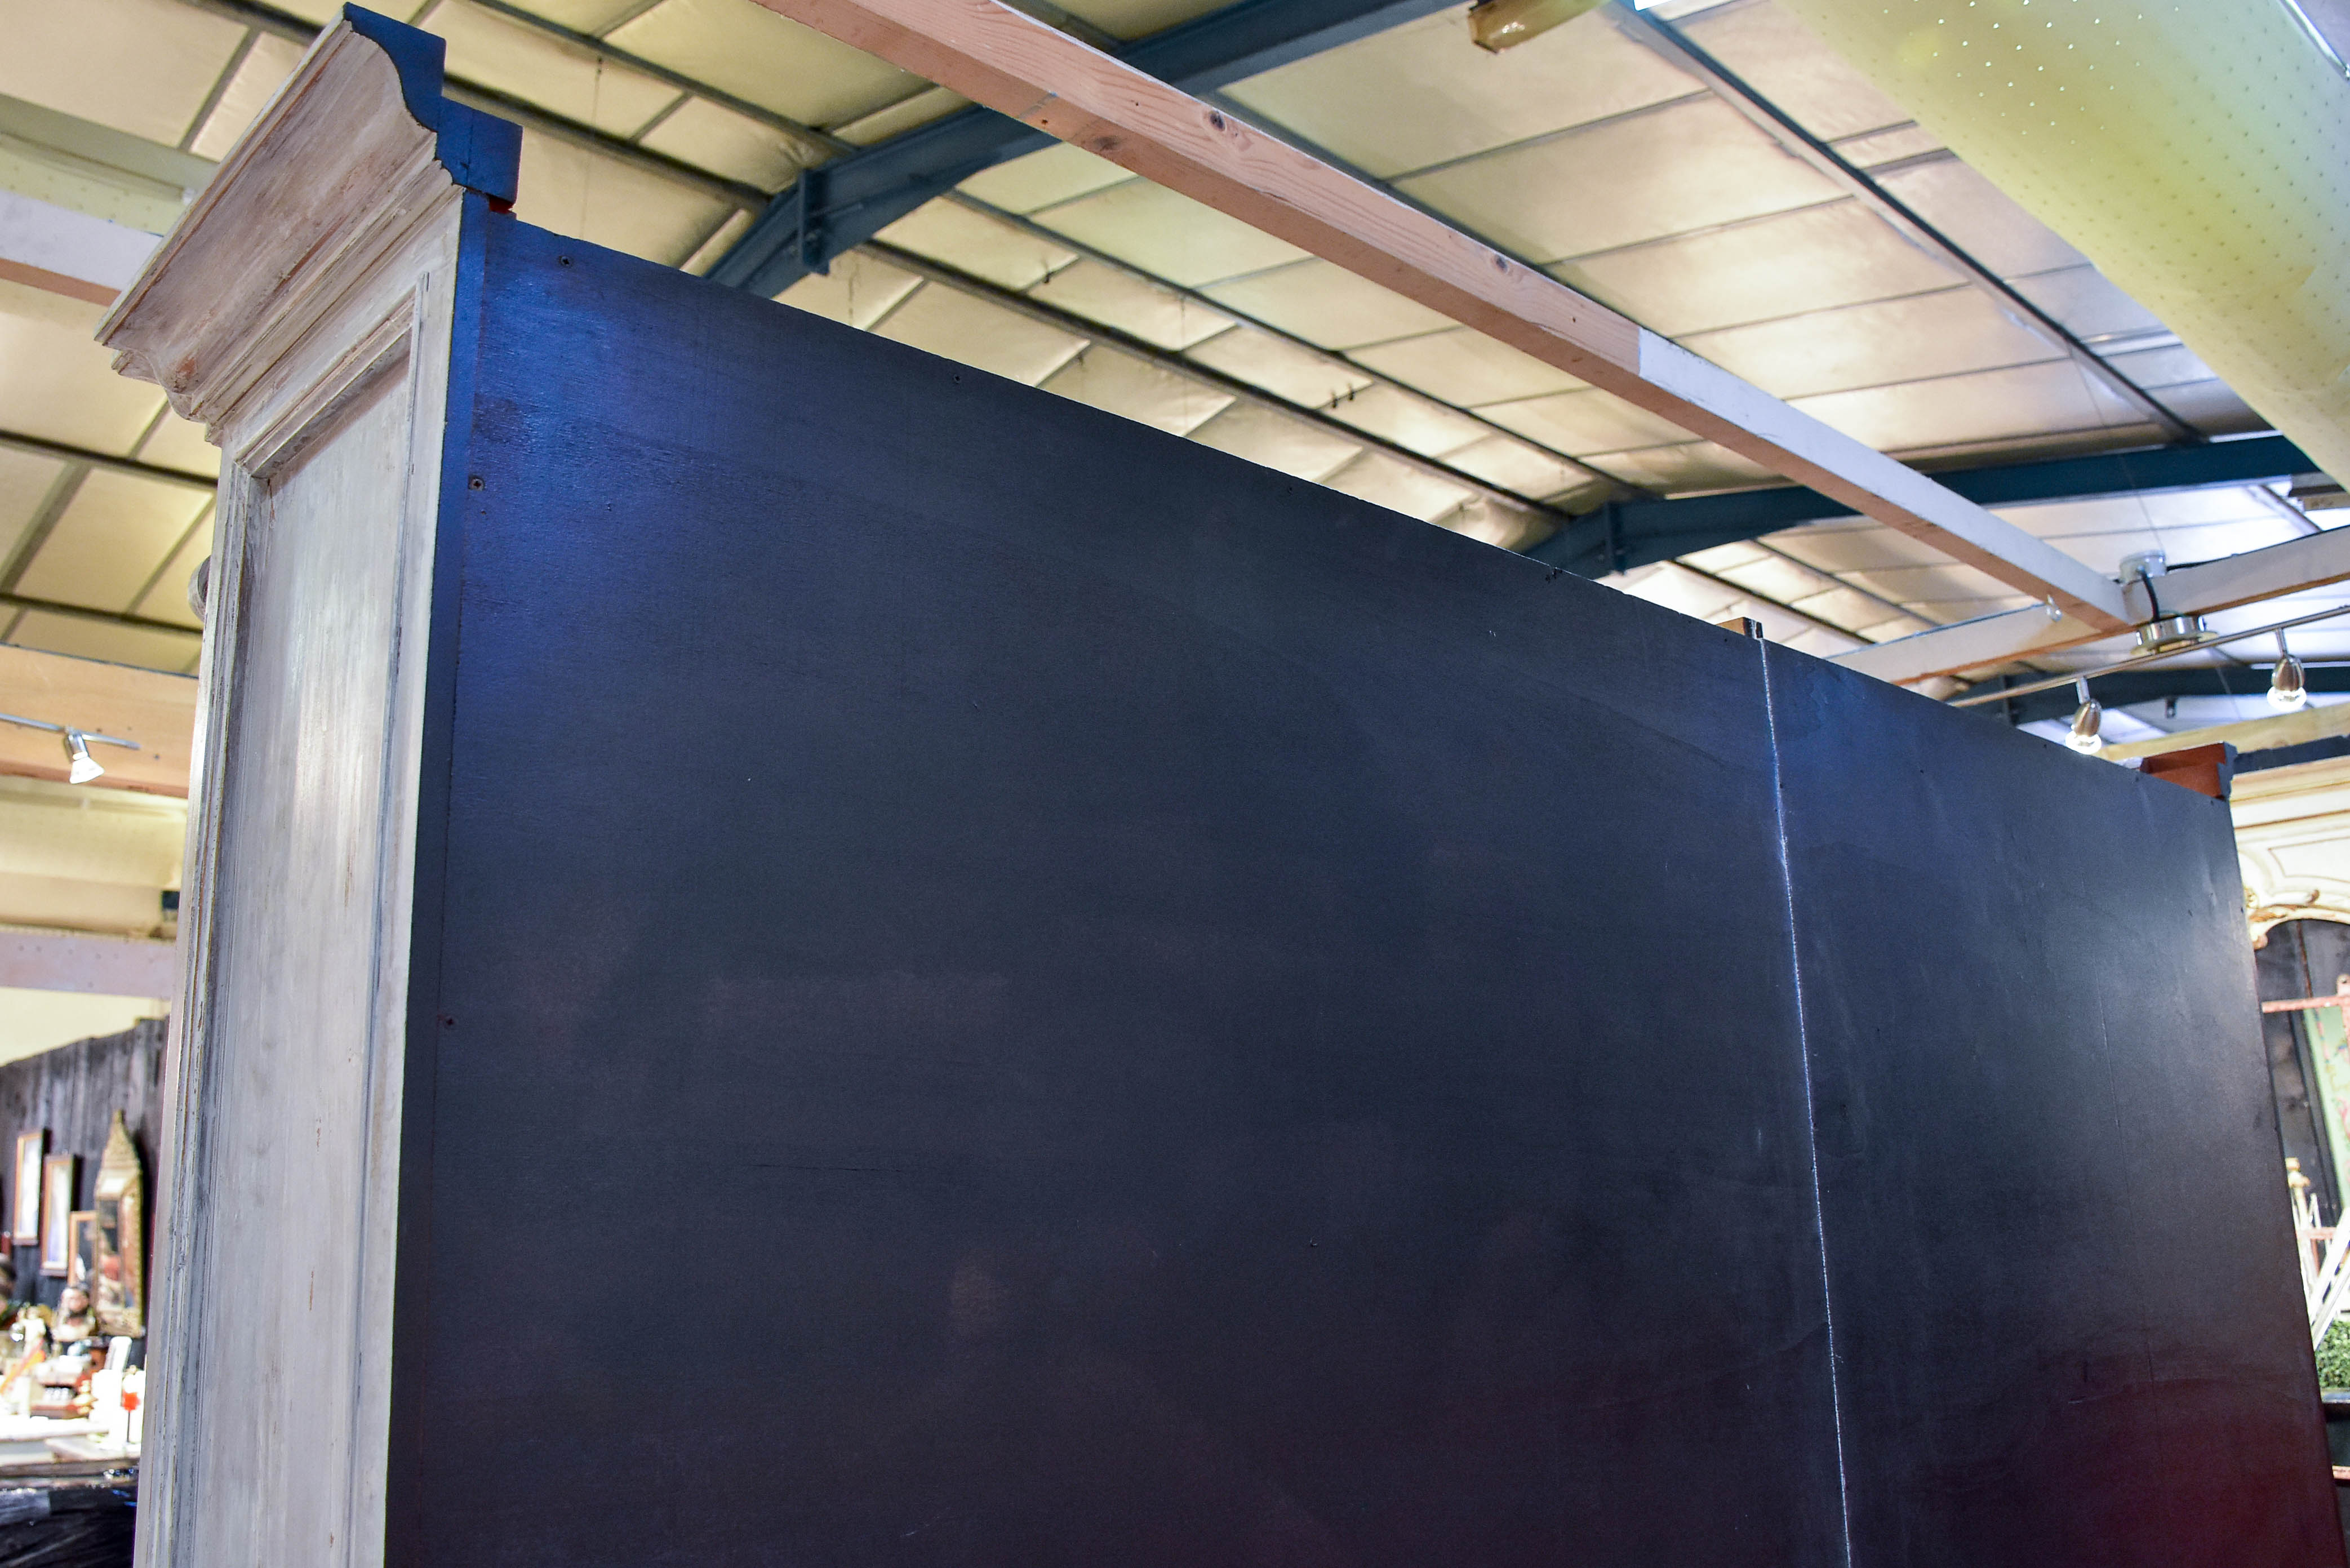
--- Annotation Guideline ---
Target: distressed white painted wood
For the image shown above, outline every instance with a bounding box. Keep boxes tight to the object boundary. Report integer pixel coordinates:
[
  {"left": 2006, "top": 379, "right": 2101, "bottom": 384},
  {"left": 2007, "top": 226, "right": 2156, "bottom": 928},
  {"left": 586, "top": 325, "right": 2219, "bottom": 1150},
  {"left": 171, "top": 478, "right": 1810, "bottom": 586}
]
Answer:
[
  {"left": 2123, "top": 526, "right": 2350, "bottom": 621},
  {"left": 0, "top": 189, "right": 158, "bottom": 308},
  {"left": 99, "top": 21, "right": 469, "bottom": 1568},
  {"left": 1828, "top": 602, "right": 2085, "bottom": 685}
]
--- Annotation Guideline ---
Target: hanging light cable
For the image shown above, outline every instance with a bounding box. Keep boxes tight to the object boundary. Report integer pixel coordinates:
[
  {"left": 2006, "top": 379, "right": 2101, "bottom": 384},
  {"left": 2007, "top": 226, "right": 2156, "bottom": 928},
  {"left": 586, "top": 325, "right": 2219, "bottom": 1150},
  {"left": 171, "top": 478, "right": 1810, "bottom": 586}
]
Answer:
[
  {"left": 2066, "top": 679, "right": 2105, "bottom": 755},
  {"left": 2269, "top": 632, "right": 2311, "bottom": 712},
  {"left": 0, "top": 711, "right": 140, "bottom": 786}
]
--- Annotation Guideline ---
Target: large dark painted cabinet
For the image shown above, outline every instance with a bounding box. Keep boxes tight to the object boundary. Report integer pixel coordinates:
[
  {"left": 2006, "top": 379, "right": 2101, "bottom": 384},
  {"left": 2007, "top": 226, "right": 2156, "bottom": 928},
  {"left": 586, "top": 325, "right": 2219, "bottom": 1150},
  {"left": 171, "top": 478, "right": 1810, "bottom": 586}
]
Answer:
[{"left": 99, "top": 12, "right": 2341, "bottom": 1567}]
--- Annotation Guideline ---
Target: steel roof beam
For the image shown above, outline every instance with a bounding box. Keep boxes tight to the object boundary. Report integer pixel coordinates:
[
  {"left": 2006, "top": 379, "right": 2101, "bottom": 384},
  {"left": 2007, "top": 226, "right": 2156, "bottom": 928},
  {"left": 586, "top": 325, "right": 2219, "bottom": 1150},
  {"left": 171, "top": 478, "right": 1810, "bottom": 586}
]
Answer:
[
  {"left": 707, "top": 0, "right": 1459, "bottom": 297},
  {"left": 1524, "top": 436, "right": 2318, "bottom": 578}
]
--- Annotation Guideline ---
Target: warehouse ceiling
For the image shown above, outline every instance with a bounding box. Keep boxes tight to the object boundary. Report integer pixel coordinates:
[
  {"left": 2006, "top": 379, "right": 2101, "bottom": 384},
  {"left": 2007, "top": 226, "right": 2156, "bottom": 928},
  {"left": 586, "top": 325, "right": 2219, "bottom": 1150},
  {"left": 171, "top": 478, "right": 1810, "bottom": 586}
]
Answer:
[{"left": 0, "top": 0, "right": 2343, "bottom": 753}]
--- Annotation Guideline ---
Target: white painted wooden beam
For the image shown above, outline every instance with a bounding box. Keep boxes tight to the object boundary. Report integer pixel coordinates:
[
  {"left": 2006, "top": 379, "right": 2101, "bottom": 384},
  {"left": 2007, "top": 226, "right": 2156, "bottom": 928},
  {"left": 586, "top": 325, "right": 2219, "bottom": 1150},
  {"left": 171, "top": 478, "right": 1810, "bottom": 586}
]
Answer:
[
  {"left": 744, "top": 0, "right": 2133, "bottom": 631},
  {"left": 1828, "top": 602, "right": 2097, "bottom": 685},
  {"left": 2124, "top": 527, "right": 2350, "bottom": 621},
  {"left": 0, "top": 928, "right": 176, "bottom": 998},
  {"left": 0, "top": 188, "right": 156, "bottom": 307}
]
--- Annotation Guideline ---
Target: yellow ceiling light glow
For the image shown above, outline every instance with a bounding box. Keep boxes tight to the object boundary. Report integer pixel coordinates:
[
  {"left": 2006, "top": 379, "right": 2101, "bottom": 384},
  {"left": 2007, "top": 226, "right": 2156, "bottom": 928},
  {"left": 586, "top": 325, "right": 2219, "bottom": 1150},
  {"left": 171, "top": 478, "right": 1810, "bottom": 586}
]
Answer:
[{"left": 1774, "top": 0, "right": 2350, "bottom": 483}]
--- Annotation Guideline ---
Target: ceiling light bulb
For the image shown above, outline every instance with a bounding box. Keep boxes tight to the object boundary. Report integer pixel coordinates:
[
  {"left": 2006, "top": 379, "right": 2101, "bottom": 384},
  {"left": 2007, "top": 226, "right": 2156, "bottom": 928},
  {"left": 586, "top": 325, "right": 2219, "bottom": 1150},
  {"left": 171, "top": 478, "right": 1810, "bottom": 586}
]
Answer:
[
  {"left": 2065, "top": 679, "right": 2104, "bottom": 755},
  {"left": 63, "top": 730, "right": 104, "bottom": 785},
  {"left": 2269, "top": 633, "right": 2309, "bottom": 712}
]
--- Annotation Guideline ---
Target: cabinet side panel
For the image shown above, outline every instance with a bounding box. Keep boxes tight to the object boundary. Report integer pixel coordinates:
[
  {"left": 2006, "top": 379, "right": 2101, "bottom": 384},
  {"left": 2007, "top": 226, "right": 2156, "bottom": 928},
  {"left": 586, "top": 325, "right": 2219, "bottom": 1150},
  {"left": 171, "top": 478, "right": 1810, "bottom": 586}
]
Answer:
[
  {"left": 144, "top": 213, "right": 461, "bottom": 1568},
  {"left": 405, "top": 214, "right": 1848, "bottom": 1566},
  {"left": 1765, "top": 645, "right": 2344, "bottom": 1568}
]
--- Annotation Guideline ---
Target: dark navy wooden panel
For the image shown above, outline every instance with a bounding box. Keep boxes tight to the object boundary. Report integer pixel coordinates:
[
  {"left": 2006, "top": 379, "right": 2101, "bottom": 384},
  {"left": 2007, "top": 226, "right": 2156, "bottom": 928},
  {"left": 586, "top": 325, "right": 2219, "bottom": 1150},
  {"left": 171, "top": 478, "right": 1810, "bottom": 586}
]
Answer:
[
  {"left": 1763, "top": 645, "right": 2344, "bottom": 1568},
  {"left": 401, "top": 212, "right": 1845, "bottom": 1565}
]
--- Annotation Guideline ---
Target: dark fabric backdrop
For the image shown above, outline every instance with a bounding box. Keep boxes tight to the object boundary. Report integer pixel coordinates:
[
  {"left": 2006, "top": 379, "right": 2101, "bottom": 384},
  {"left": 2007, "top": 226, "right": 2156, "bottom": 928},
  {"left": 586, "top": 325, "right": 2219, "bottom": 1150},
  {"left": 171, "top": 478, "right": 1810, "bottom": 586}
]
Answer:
[{"left": 0, "top": 1020, "right": 164, "bottom": 1313}]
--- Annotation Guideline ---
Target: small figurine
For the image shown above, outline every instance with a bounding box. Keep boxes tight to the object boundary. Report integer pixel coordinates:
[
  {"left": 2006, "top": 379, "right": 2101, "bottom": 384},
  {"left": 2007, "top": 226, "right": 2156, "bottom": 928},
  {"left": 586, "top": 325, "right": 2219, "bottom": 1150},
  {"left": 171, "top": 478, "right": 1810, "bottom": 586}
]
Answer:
[{"left": 51, "top": 1282, "right": 93, "bottom": 1347}]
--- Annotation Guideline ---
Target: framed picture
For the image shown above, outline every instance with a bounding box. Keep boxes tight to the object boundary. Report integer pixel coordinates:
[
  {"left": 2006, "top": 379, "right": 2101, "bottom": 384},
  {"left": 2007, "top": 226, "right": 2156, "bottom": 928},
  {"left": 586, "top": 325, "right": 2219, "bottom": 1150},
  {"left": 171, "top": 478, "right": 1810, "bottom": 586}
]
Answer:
[
  {"left": 93, "top": 1113, "right": 144, "bottom": 1338},
  {"left": 39, "top": 1154, "right": 74, "bottom": 1277},
  {"left": 11, "top": 1132, "right": 42, "bottom": 1246},
  {"left": 68, "top": 1212, "right": 95, "bottom": 1287}
]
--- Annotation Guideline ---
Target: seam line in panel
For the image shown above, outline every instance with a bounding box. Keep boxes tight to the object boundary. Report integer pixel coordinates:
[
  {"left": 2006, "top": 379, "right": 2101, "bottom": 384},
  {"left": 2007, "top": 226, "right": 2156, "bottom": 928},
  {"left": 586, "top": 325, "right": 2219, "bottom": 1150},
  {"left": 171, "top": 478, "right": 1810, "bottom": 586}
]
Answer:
[{"left": 1760, "top": 639, "right": 1856, "bottom": 1568}]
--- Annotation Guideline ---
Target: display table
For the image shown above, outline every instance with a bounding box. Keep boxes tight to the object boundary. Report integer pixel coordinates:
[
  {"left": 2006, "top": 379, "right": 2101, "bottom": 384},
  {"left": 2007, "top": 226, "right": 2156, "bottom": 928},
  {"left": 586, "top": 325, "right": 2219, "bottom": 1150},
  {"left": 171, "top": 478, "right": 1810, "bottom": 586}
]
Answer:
[{"left": 0, "top": 1460, "right": 134, "bottom": 1567}]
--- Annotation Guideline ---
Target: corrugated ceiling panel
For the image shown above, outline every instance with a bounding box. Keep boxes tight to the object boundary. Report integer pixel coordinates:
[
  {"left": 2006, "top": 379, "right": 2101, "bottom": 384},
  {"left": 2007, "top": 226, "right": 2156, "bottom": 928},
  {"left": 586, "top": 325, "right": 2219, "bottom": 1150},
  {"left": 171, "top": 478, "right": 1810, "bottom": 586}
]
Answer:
[
  {"left": 433, "top": 0, "right": 679, "bottom": 137},
  {"left": 1026, "top": 261, "right": 1234, "bottom": 351},
  {"left": 1868, "top": 158, "right": 2086, "bottom": 279},
  {"left": 190, "top": 34, "right": 309, "bottom": 161},
  {"left": 0, "top": 0, "right": 244, "bottom": 146},
  {"left": 1040, "top": 345, "right": 1234, "bottom": 435},
  {"left": 1184, "top": 402, "right": 1361, "bottom": 481},
  {"left": 1834, "top": 123, "right": 1940, "bottom": 167},
  {"left": 833, "top": 84, "right": 967, "bottom": 145},
  {"left": 135, "top": 416, "right": 222, "bottom": 479},
  {"left": 1182, "top": 326, "right": 1373, "bottom": 409},
  {"left": 13, "top": 470, "right": 206, "bottom": 611},
  {"left": 1479, "top": 387, "right": 1693, "bottom": 456},
  {"left": 776, "top": 250, "right": 923, "bottom": 327},
  {"left": 131, "top": 508, "right": 214, "bottom": 628},
  {"left": 639, "top": 97, "right": 805, "bottom": 190},
  {"left": 1318, "top": 384, "right": 1489, "bottom": 459},
  {"left": 870, "top": 285, "right": 1086, "bottom": 383},
  {"left": 1055, "top": 0, "right": 1236, "bottom": 43},
  {"left": 1791, "top": 361, "right": 2148, "bottom": 456},
  {"left": 2104, "top": 343, "right": 2216, "bottom": 392},
  {"left": 1673, "top": 0, "right": 1916, "bottom": 142},
  {"left": 1438, "top": 434, "right": 1588, "bottom": 502},
  {"left": 1764, "top": 521, "right": 1951, "bottom": 575},
  {"left": 877, "top": 202, "right": 1074, "bottom": 291},
  {"left": 1034, "top": 180, "right": 1307, "bottom": 286},
  {"left": 1705, "top": 551, "right": 1840, "bottom": 606},
  {"left": 0, "top": 315, "right": 166, "bottom": 455},
  {"left": 5, "top": 611, "right": 197, "bottom": 673},
  {"left": 1318, "top": 449, "right": 1472, "bottom": 521},
  {"left": 1198, "top": 259, "right": 1455, "bottom": 351},
  {"left": 958, "top": 145, "right": 1131, "bottom": 215},
  {"left": 683, "top": 208, "right": 755, "bottom": 274},
  {"left": 1580, "top": 439, "right": 1774, "bottom": 492},
  {"left": 1554, "top": 201, "right": 1956, "bottom": 337},
  {"left": 500, "top": 0, "right": 652, "bottom": 31},
  {"left": 1221, "top": 7, "right": 1698, "bottom": 181},
  {"left": 1681, "top": 287, "right": 2059, "bottom": 401},
  {"left": 1837, "top": 559, "right": 2028, "bottom": 611},
  {"left": 606, "top": 0, "right": 919, "bottom": 126},
  {"left": 1395, "top": 96, "right": 1841, "bottom": 263},
  {"left": 511, "top": 131, "right": 733, "bottom": 266},
  {"left": 2153, "top": 381, "right": 2264, "bottom": 434},
  {"left": 2007, "top": 266, "right": 2169, "bottom": 345},
  {"left": 1345, "top": 327, "right": 1583, "bottom": 407},
  {"left": 0, "top": 448, "right": 64, "bottom": 569}
]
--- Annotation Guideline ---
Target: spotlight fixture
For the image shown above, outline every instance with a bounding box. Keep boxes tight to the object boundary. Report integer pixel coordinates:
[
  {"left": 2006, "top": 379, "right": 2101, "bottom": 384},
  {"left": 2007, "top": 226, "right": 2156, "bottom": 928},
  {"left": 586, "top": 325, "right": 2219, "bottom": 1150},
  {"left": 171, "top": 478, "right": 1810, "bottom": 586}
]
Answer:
[
  {"left": 2269, "top": 633, "right": 2310, "bottom": 712},
  {"left": 2065, "top": 679, "right": 2105, "bottom": 755},
  {"left": 0, "top": 711, "right": 140, "bottom": 785},
  {"left": 63, "top": 731, "right": 103, "bottom": 784}
]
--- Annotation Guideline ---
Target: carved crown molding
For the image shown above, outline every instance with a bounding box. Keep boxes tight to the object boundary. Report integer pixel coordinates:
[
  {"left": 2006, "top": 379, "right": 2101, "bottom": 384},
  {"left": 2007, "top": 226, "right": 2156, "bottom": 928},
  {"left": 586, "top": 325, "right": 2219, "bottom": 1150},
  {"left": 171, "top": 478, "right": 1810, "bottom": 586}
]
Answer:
[{"left": 95, "top": 6, "right": 519, "bottom": 445}]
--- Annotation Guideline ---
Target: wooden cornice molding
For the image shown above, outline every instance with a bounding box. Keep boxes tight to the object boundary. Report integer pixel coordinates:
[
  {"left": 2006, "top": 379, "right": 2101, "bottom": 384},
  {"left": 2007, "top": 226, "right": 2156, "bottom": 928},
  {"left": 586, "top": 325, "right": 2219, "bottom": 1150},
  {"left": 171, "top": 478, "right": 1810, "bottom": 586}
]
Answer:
[
  {"left": 746, "top": 0, "right": 2131, "bottom": 631},
  {"left": 94, "top": 7, "right": 518, "bottom": 448}
]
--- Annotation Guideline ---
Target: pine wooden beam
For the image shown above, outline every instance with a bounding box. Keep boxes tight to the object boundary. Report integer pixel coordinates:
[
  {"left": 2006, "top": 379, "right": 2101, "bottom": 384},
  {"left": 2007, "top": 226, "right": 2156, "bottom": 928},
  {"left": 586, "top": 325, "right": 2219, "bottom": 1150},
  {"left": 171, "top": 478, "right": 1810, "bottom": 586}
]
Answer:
[
  {"left": 0, "top": 643, "right": 196, "bottom": 797},
  {"left": 745, "top": 0, "right": 2132, "bottom": 632}
]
